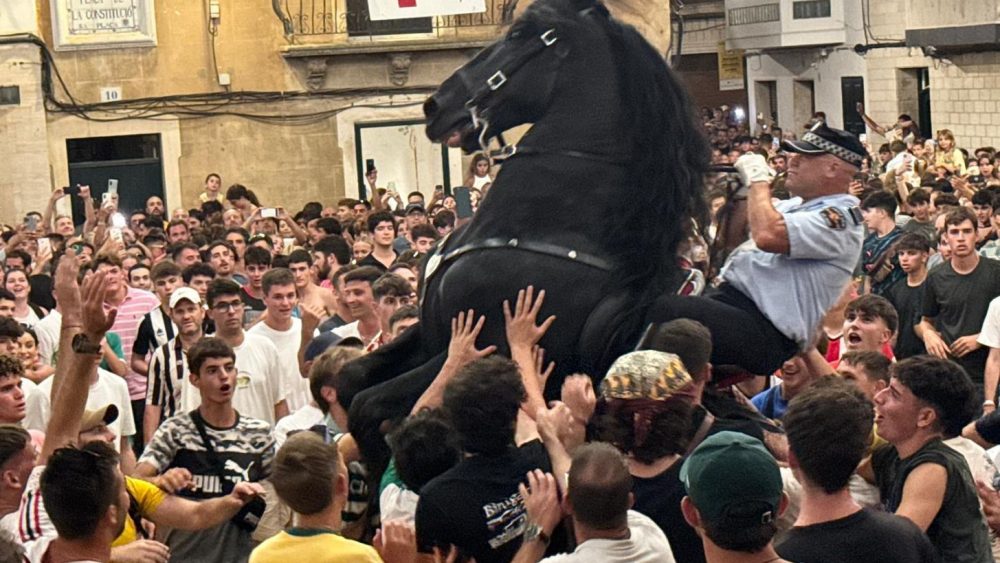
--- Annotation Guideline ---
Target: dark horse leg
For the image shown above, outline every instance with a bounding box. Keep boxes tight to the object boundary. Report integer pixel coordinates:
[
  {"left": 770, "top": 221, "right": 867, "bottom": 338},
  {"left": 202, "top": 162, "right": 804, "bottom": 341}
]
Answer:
[
  {"left": 347, "top": 351, "right": 447, "bottom": 470},
  {"left": 645, "top": 285, "right": 799, "bottom": 376}
]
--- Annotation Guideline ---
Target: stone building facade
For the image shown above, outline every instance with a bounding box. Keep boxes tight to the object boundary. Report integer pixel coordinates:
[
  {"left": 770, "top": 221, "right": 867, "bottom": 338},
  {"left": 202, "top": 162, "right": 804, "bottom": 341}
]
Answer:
[{"left": 0, "top": 0, "right": 671, "bottom": 224}]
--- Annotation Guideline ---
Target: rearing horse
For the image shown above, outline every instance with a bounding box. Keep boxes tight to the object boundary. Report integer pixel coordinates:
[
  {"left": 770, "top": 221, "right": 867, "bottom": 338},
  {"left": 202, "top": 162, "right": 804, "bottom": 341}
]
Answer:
[{"left": 346, "top": 0, "right": 709, "bottom": 467}]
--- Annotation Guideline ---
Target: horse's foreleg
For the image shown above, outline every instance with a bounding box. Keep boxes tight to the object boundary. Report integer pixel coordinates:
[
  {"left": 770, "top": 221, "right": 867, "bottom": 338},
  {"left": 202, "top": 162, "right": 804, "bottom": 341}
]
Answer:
[{"left": 347, "top": 351, "right": 448, "bottom": 469}]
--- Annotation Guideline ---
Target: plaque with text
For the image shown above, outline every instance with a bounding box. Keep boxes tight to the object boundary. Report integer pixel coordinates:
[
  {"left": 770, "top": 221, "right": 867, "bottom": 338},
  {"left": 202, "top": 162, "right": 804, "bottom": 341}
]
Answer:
[{"left": 52, "top": 0, "right": 157, "bottom": 51}]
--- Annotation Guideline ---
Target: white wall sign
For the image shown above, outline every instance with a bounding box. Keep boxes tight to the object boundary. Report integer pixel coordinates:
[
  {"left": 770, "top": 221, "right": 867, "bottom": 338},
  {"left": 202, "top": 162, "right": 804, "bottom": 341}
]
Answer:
[
  {"left": 51, "top": 0, "right": 157, "bottom": 51},
  {"left": 367, "top": 0, "right": 486, "bottom": 21},
  {"left": 100, "top": 86, "right": 122, "bottom": 102}
]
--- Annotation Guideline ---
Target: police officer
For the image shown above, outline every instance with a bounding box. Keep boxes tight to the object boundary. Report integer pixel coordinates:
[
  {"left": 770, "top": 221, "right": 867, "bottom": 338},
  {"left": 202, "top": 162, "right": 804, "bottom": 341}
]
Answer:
[{"left": 647, "top": 123, "right": 866, "bottom": 375}]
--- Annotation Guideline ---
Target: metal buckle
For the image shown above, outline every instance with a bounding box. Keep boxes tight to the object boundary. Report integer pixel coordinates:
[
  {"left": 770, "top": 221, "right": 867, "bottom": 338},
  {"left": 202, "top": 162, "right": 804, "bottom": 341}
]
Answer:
[
  {"left": 541, "top": 29, "right": 558, "bottom": 46},
  {"left": 487, "top": 71, "right": 507, "bottom": 91}
]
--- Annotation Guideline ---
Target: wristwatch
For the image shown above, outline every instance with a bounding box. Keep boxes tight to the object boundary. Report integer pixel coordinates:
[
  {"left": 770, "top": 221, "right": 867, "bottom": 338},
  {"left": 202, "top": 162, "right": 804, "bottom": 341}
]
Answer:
[
  {"left": 71, "top": 333, "right": 103, "bottom": 355},
  {"left": 522, "top": 522, "right": 550, "bottom": 547}
]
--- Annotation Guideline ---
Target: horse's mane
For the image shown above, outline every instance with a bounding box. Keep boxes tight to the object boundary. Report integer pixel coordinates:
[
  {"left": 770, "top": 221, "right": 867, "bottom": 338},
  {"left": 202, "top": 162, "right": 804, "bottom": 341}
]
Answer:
[
  {"left": 526, "top": 0, "right": 710, "bottom": 297},
  {"left": 601, "top": 7, "right": 710, "bottom": 296}
]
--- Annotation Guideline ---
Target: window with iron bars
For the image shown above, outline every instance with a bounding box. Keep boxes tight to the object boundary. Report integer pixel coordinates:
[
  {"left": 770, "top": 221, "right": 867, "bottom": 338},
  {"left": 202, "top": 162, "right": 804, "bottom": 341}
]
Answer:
[{"left": 277, "top": 0, "right": 516, "bottom": 38}]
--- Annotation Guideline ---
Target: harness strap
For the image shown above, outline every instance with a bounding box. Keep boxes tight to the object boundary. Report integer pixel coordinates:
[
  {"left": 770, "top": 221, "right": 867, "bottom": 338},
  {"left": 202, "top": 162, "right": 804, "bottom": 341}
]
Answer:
[
  {"left": 435, "top": 237, "right": 614, "bottom": 274},
  {"left": 491, "top": 144, "right": 631, "bottom": 166}
]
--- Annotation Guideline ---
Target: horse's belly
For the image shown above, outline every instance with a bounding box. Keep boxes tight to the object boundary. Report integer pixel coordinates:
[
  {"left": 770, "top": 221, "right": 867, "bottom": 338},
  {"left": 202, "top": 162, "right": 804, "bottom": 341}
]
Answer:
[{"left": 421, "top": 247, "right": 616, "bottom": 377}]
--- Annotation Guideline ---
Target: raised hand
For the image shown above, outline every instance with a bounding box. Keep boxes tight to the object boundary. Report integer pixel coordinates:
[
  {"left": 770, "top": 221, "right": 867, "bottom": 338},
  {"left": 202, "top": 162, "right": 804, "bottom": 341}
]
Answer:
[
  {"left": 81, "top": 271, "right": 118, "bottom": 340},
  {"left": 447, "top": 309, "right": 496, "bottom": 368},
  {"left": 54, "top": 249, "right": 83, "bottom": 327},
  {"left": 518, "top": 470, "right": 563, "bottom": 536},
  {"left": 374, "top": 521, "right": 418, "bottom": 563},
  {"left": 561, "top": 374, "right": 596, "bottom": 426},
  {"left": 503, "top": 286, "right": 556, "bottom": 352}
]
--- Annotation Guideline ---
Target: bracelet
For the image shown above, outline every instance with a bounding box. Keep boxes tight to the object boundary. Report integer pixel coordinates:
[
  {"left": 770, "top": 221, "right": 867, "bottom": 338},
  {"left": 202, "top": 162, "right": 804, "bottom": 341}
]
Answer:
[{"left": 984, "top": 401, "right": 995, "bottom": 407}]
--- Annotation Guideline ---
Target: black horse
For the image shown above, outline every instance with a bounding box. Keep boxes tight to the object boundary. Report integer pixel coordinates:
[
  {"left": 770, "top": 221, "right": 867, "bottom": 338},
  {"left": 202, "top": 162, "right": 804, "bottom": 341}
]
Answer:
[{"left": 345, "top": 0, "right": 709, "bottom": 466}]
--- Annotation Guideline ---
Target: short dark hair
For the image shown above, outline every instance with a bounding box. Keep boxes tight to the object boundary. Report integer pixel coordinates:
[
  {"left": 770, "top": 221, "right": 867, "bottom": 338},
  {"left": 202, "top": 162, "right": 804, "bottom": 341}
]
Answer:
[
  {"left": 0, "top": 355, "right": 24, "bottom": 381},
  {"left": 410, "top": 224, "right": 438, "bottom": 241},
  {"left": 893, "top": 356, "right": 977, "bottom": 438},
  {"left": 309, "top": 347, "right": 364, "bottom": 414},
  {"left": 844, "top": 294, "right": 898, "bottom": 335},
  {"left": 567, "top": 442, "right": 633, "bottom": 530},
  {"left": 840, "top": 351, "right": 891, "bottom": 384},
  {"left": 389, "top": 410, "right": 461, "bottom": 493},
  {"left": 182, "top": 262, "right": 216, "bottom": 284},
  {"left": 225, "top": 227, "right": 250, "bottom": 244},
  {"left": 895, "top": 232, "right": 931, "bottom": 254},
  {"left": 442, "top": 356, "right": 524, "bottom": 456},
  {"left": 637, "top": 319, "right": 712, "bottom": 382},
  {"left": 784, "top": 378, "right": 873, "bottom": 493},
  {"left": 170, "top": 242, "right": 201, "bottom": 263},
  {"left": 972, "top": 190, "right": 995, "bottom": 208},
  {"left": 244, "top": 245, "right": 272, "bottom": 268},
  {"left": 0, "top": 289, "right": 14, "bottom": 302},
  {"left": 188, "top": 337, "right": 236, "bottom": 376},
  {"left": 934, "top": 193, "right": 960, "bottom": 208},
  {"left": 906, "top": 189, "right": 930, "bottom": 206},
  {"left": 944, "top": 207, "right": 977, "bottom": 230},
  {"left": 861, "top": 191, "right": 897, "bottom": 217},
  {"left": 272, "top": 432, "right": 341, "bottom": 515},
  {"left": 262, "top": 268, "right": 295, "bottom": 297},
  {"left": 287, "top": 249, "right": 312, "bottom": 267},
  {"left": 315, "top": 217, "right": 342, "bottom": 236},
  {"left": 367, "top": 212, "right": 396, "bottom": 236},
  {"left": 150, "top": 260, "right": 182, "bottom": 282},
  {"left": 313, "top": 236, "right": 352, "bottom": 268},
  {"left": 0, "top": 318, "right": 24, "bottom": 340},
  {"left": 343, "top": 266, "right": 383, "bottom": 287},
  {"left": 389, "top": 305, "right": 419, "bottom": 332},
  {"left": 0, "top": 424, "right": 30, "bottom": 469},
  {"left": 205, "top": 278, "right": 242, "bottom": 308},
  {"left": 433, "top": 210, "right": 456, "bottom": 230},
  {"left": 5, "top": 250, "right": 31, "bottom": 270},
  {"left": 41, "top": 441, "right": 120, "bottom": 540},
  {"left": 372, "top": 273, "right": 412, "bottom": 301}
]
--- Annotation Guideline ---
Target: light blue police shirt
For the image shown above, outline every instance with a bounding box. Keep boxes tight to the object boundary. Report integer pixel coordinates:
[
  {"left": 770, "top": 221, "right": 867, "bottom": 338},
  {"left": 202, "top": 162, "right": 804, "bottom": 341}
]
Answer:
[{"left": 721, "top": 193, "right": 863, "bottom": 349}]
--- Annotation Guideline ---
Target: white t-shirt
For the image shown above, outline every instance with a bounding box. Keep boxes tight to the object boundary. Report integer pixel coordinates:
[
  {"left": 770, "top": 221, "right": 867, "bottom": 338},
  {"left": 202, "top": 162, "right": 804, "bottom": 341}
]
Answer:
[
  {"left": 248, "top": 318, "right": 308, "bottom": 411},
  {"left": 541, "top": 511, "right": 675, "bottom": 562},
  {"left": 180, "top": 332, "right": 286, "bottom": 425},
  {"left": 380, "top": 483, "right": 419, "bottom": 525},
  {"left": 978, "top": 296, "right": 1000, "bottom": 349},
  {"left": 14, "top": 308, "right": 41, "bottom": 329},
  {"left": 272, "top": 403, "right": 323, "bottom": 449},
  {"left": 33, "top": 311, "right": 61, "bottom": 367},
  {"left": 24, "top": 369, "right": 136, "bottom": 451}
]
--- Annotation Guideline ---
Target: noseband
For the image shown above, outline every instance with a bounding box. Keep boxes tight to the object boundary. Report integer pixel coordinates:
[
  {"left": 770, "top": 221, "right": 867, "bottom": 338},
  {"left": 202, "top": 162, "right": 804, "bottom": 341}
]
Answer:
[{"left": 461, "top": 28, "right": 560, "bottom": 162}]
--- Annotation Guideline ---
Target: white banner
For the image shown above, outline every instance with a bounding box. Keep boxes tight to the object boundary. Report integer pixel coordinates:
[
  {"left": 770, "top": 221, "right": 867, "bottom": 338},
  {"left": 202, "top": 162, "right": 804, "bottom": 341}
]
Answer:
[{"left": 367, "top": 0, "right": 487, "bottom": 21}]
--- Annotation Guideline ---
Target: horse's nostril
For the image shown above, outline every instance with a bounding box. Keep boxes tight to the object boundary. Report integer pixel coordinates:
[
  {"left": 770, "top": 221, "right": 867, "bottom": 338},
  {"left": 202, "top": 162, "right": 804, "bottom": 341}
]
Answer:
[{"left": 424, "top": 97, "right": 439, "bottom": 118}]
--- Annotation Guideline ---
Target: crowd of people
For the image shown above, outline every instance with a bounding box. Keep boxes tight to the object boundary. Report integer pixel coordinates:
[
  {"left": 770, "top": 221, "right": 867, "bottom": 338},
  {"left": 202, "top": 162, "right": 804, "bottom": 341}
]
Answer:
[{"left": 1, "top": 103, "right": 1000, "bottom": 563}]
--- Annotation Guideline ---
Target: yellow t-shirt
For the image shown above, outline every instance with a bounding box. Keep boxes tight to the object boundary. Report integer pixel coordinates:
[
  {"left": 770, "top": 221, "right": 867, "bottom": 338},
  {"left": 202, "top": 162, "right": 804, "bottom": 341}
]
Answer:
[
  {"left": 249, "top": 529, "right": 383, "bottom": 563},
  {"left": 112, "top": 476, "right": 168, "bottom": 547}
]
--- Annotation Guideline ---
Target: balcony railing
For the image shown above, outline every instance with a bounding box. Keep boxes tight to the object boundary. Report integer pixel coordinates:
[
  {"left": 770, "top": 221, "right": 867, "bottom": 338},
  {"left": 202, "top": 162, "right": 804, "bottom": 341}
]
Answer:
[{"left": 274, "top": 0, "right": 517, "bottom": 42}]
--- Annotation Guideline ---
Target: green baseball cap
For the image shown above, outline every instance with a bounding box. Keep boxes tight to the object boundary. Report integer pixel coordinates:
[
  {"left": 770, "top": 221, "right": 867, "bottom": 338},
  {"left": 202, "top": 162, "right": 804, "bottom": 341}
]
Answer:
[{"left": 680, "top": 431, "right": 783, "bottom": 526}]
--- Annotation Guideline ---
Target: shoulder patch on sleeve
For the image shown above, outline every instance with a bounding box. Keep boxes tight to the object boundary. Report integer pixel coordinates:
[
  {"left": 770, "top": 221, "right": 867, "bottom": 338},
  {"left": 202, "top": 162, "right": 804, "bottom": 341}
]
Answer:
[{"left": 821, "top": 207, "right": 848, "bottom": 230}]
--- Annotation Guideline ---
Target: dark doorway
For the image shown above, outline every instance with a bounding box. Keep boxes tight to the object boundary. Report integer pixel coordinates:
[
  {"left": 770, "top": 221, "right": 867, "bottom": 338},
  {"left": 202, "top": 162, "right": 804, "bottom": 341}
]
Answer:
[
  {"left": 917, "top": 68, "right": 932, "bottom": 139},
  {"left": 841, "top": 76, "right": 865, "bottom": 136},
  {"left": 66, "top": 134, "right": 165, "bottom": 222}
]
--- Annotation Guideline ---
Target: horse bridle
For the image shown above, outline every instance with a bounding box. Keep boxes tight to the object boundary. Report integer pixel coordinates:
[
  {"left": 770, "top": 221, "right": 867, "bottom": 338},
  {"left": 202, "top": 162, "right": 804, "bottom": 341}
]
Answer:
[{"left": 462, "top": 28, "right": 560, "bottom": 160}]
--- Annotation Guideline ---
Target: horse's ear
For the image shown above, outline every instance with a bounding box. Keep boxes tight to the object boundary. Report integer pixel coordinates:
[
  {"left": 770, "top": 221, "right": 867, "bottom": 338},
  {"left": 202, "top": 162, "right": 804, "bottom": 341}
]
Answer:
[{"left": 571, "top": 0, "right": 609, "bottom": 17}]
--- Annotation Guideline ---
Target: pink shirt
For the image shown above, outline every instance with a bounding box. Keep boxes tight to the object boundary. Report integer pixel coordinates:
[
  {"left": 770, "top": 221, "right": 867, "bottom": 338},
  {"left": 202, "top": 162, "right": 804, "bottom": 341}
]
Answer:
[{"left": 108, "top": 286, "right": 160, "bottom": 399}]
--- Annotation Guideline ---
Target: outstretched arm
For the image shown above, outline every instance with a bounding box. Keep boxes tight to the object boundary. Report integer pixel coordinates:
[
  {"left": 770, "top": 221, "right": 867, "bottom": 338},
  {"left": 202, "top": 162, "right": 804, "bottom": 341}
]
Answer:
[{"left": 40, "top": 255, "right": 117, "bottom": 464}]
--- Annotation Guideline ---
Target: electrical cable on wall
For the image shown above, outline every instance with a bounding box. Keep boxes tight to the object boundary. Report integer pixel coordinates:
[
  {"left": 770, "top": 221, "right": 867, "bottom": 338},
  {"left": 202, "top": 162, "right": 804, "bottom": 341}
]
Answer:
[{"left": 0, "top": 33, "right": 432, "bottom": 125}]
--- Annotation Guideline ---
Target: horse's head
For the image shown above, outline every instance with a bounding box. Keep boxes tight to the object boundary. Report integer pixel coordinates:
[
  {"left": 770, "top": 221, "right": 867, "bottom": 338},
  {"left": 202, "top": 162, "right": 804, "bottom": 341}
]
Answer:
[{"left": 424, "top": 0, "right": 604, "bottom": 152}]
